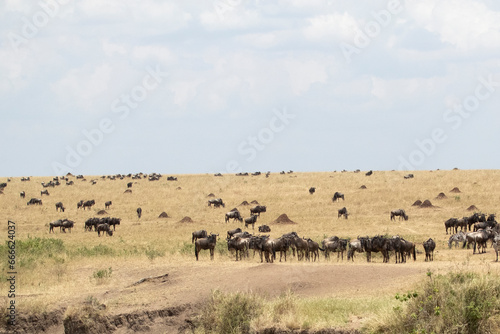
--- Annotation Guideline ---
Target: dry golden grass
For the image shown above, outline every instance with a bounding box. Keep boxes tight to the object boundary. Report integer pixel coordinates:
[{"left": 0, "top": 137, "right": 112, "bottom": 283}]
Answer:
[{"left": 1, "top": 169, "right": 500, "bottom": 329}]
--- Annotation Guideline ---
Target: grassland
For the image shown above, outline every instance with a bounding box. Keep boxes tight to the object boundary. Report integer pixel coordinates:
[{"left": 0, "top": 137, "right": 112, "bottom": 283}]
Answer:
[{"left": 1, "top": 169, "right": 500, "bottom": 333}]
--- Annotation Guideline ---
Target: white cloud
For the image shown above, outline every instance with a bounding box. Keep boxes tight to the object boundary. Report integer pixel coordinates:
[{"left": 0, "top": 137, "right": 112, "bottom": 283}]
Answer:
[
  {"left": 285, "top": 60, "right": 328, "bottom": 96},
  {"left": 303, "top": 13, "right": 359, "bottom": 43}
]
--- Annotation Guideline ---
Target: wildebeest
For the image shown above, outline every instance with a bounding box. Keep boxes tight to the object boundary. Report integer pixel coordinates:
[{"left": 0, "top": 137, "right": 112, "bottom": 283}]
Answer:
[
  {"left": 338, "top": 207, "right": 348, "bottom": 219},
  {"left": 137, "top": 207, "right": 142, "bottom": 219},
  {"left": 97, "top": 223, "right": 113, "bottom": 237},
  {"left": 272, "top": 237, "right": 291, "bottom": 262},
  {"left": 347, "top": 239, "right": 363, "bottom": 261},
  {"left": 167, "top": 176, "right": 177, "bottom": 181},
  {"left": 49, "top": 219, "right": 63, "bottom": 233},
  {"left": 127, "top": 182, "right": 133, "bottom": 188},
  {"left": 290, "top": 236, "right": 309, "bottom": 261},
  {"left": 227, "top": 228, "right": 242, "bottom": 239},
  {"left": 365, "top": 170, "right": 373, "bottom": 176},
  {"left": 105, "top": 201, "right": 112, "bottom": 209},
  {"left": 258, "top": 225, "right": 271, "bottom": 233},
  {"left": 61, "top": 219, "right": 75, "bottom": 233},
  {"left": 322, "top": 236, "right": 348, "bottom": 261},
  {"left": 225, "top": 211, "right": 242, "bottom": 223},
  {"left": 306, "top": 238, "right": 322, "bottom": 262},
  {"left": 249, "top": 235, "right": 273, "bottom": 263},
  {"left": 390, "top": 209, "right": 408, "bottom": 221},
  {"left": 444, "top": 218, "right": 458, "bottom": 234},
  {"left": 20, "top": 191, "right": 25, "bottom": 198},
  {"left": 55, "top": 202, "right": 65, "bottom": 212},
  {"left": 208, "top": 198, "right": 225, "bottom": 208},
  {"left": 399, "top": 238, "right": 417, "bottom": 263},
  {"left": 244, "top": 215, "right": 258, "bottom": 229},
  {"left": 41, "top": 190, "right": 50, "bottom": 196},
  {"left": 464, "top": 229, "right": 494, "bottom": 254},
  {"left": 195, "top": 234, "right": 218, "bottom": 261},
  {"left": 192, "top": 230, "right": 208, "bottom": 243},
  {"left": 27, "top": 198, "right": 42, "bottom": 205},
  {"left": 404, "top": 174, "right": 414, "bottom": 179},
  {"left": 82, "top": 200, "right": 95, "bottom": 210},
  {"left": 332, "top": 192, "right": 344, "bottom": 202},
  {"left": 104, "top": 217, "right": 121, "bottom": 231},
  {"left": 423, "top": 238, "right": 436, "bottom": 262},
  {"left": 227, "top": 237, "right": 249, "bottom": 261},
  {"left": 309, "top": 187, "right": 316, "bottom": 194},
  {"left": 250, "top": 205, "right": 266, "bottom": 216}
]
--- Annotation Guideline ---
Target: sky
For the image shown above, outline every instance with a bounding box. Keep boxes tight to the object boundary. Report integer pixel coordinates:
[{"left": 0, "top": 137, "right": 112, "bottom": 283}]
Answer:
[{"left": 1, "top": 0, "right": 500, "bottom": 177}]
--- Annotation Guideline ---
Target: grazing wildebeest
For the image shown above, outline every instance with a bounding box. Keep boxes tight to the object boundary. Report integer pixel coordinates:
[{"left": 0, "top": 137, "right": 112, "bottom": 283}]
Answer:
[
  {"left": 244, "top": 215, "right": 258, "bottom": 229},
  {"left": 27, "top": 198, "right": 42, "bottom": 205},
  {"left": 167, "top": 176, "right": 177, "bottom": 181},
  {"left": 61, "top": 219, "right": 75, "bottom": 233},
  {"left": 225, "top": 211, "right": 242, "bottom": 223},
  {"left": 227, "top": 228, "right": 242, "bottom": 239},
  {"left": 195, "top": 234, "right": 218, "bottom": 261},
  {"left": 227, "top": 237, "right": 249, "bottom": 261},
  {"left": 332, "top": 192, "right": 344, "bottom": 202},
  {"left": 338, "top": 207, "right": 348, "bottom": 219},
  {"left": 20, "top": 191, "right": 25, "bottom": 198},
  {"left": 82, "top": 200, "right": 95, "bottom": 210},
  {"left": 448, "top": 231, "right": 466, "bottom": 248},
  {"left": 137, "top": 207, "right": 142, "bottom": 219},
  {"left": 258, "top": 225, "right": 271, "bottom": 233},
  {"left": 192, "top": 230, "right": 208, "bottom": 243},
  {"left": 49, "top": 219, "right": 63, "bottom": 233},
  {"left": 55, "top": 202, "right": 65, "bottom": 212},
  {"left": 404, "top": 174, "right": 414, "bottom": 179},
  {"left": 365, "top": 170, "right": 373, "bottom": 176},
  {"left": 208, "top": 198, "right": 225, "bottom": 208},
  {"left": 104, "top": 217, "right": 121, "bottom": 231},
  {"left": 66, "top": 180, "right": 74, "bottom": 185},
  {"left": 423, "top": 238, "right": 436, "bottom": 262},
  {"left": 127, "top": 182, "right": 133, "bottom": 188},
  {"left": 105, "top": 201, "right": 112, "bottom": 209},
  {"left": 390, "top": 209, "right": 408, "bottom": 221},
  {"left": 77, "top": 200, "right": 84, "bottom": 209},
  {"left": 464, "top": 229, "right": 494, "bottom": 254},
  {"left": 41, "top": 190, "right": 49, "bottom": 196},
  {"left": 250, "top": 205, "right": 266, "bottom": 216},
  {"left": 85, "top": 218, "right": 100, "bottom": 231},
  {"left": 97, "top": 223, "right": 113, "bottom": 237},
  {"left": 347, "top": 239, "right": 363, "bottom": 261},
  {"left": 444, "top": 218, "right": 458, "bottom": 234},
  {"left": 309, "top": 187, "right": 316, "bottom": 194}
]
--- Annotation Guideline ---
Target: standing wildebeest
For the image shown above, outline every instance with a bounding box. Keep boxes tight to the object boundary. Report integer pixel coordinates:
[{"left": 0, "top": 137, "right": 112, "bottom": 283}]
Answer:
[
  {"left": 244, "top": 215, "right": 258, "bottom": 229},
  {"left": 366, "top": 170, "right": 373, "bottom": 176},
  {"left": 290, "top": 236, "right": 309, "bottom": 261},
  {"left": 309, "top": 187, "right": 316, "bottom": 194},
  {"left": 347, "top": 239, "right": 364, "bottom": 261},
  {"left": 27, "top": 198, "right": 42, "bottom": 205},
  {"left": 82, "top": 200, "right": 95, "bottom": 210},
  {"left": 423, "top": 238, "right": 436, "bottom": 262},
  {"left": 444, "top": 218, "right": 458, "bottom": 234},
  {"left": 332, "top": 192, "right": 344, "bottom": 202},
  {"left": 84, "top": 218, "right": 100, "bottom": 231},
  {"left": 306, "top": 238, "right": 322, "bottom": 262},
  {"left": 258, "top": 225, "right": 271, "bottom": 233},
  {"left": 338, "top": 207, "right": 348, "bottom": 219},
  {"left": 55, "top": 202, "right": 65, "bottom": 212},
  {"left": 322, "top": 237, "right": 348, "bottom": 261},
  {"left": 464, "top": 229, "right": 494, "bottom": 254},
  {"left": 137, "top": 207, "right": 142, "bottom": 219},
  {"left": 49, "top": 219, "right": 63, "bottom": 233},
  {"left": 390, "top": 209, "right": 408, "bottom": 221},
  {"left": 97, "top": 223, "right": 113, "bottom": 237},
  {"left": 225, "top": 211, "right": 242, "bottom": 223},
  {"left": 195, "top": 234, "right": 218, "bottom": 261},
  {"left": 192, "top": 230, "right": 208, "bottom": 243},
  {"left": 127, "top": 182, "right": 133, "bottom": 188},
  {"left": 105, "top": 201, "right": 112, "bottom": 209},
  {"left": 399, "top": 238, "right": 417, "bottom": 263},
  {"left": 272, "top": 237, "right": 291, "bottom": 262},
  {"left": 20, "top": 191, "right": 25, "bottom": 198},
  {"left": 104, "top": 217, "right": 121, "bottom": 231},
  {"left": 40, "top": 190, "right": 49, "bottom": 196},
  {"left": 208, "top": 198, "right": 225, "bottom": 208},
  {"left": 227, "top": 237, "right": 249, "bottom": 261},
  {"left": 250, "top": 205, "right": 266, "bottom": 216}
]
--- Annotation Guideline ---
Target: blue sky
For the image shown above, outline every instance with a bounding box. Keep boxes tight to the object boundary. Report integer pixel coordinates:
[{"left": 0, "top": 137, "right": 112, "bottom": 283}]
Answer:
[{"left": 1, "top": 0, "right": 500, "bottom": 177}]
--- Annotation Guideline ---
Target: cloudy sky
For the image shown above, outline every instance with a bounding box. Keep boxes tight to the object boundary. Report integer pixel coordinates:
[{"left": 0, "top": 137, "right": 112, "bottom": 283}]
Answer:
[{"left": 2, "top": 0, "right": 500, "bottom": 177}]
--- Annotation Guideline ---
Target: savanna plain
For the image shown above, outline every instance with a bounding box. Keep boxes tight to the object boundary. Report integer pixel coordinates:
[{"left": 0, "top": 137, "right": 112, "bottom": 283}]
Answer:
[{"left": 2, "top": 169, "right": 500, "bottom": 334}]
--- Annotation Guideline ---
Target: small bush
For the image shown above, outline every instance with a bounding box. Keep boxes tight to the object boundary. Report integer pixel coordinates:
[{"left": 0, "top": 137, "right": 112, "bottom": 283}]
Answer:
[
  {"left": 64, "top": 296, "right": 107, "bottom": 333},
  {"left": 91, "top": 267, "right": 112, "bottom": 285},
  {"left": 197, "top": 290, "right": 262, "bottom": 334},
  {"left": 145, "top": 246, "right": 165, "bottom": 261}
]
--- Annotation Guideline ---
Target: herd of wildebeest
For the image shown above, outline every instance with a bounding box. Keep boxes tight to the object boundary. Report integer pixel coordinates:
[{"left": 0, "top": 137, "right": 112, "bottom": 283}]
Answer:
[{"left": 4, "top": 170, "right": 500, "bottom": 264}]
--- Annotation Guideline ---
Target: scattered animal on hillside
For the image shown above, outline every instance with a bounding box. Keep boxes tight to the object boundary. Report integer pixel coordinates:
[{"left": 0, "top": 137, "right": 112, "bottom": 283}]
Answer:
[
  {"left": 423, "top": 238, "right": 436, "bottom": 262},
  {"left": 390, "top": 209, "right": 408, "bottom": 221}
]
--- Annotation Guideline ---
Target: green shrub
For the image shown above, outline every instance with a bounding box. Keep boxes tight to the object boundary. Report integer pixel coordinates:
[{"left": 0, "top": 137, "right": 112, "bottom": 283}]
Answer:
[{"left": 372, "top": 271, "right": 500, "bottom": 334}]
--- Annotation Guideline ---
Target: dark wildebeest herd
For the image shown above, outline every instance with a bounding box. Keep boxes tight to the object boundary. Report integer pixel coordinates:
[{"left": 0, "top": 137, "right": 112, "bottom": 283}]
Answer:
[{"left": 13, "top": 172, "right": 500, "bottom": 263}]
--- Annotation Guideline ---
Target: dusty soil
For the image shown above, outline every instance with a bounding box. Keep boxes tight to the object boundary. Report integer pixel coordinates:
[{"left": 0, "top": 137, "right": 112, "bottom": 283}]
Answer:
[{"left": 8, "top": 260, "right": 435, "bottom": 334}]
